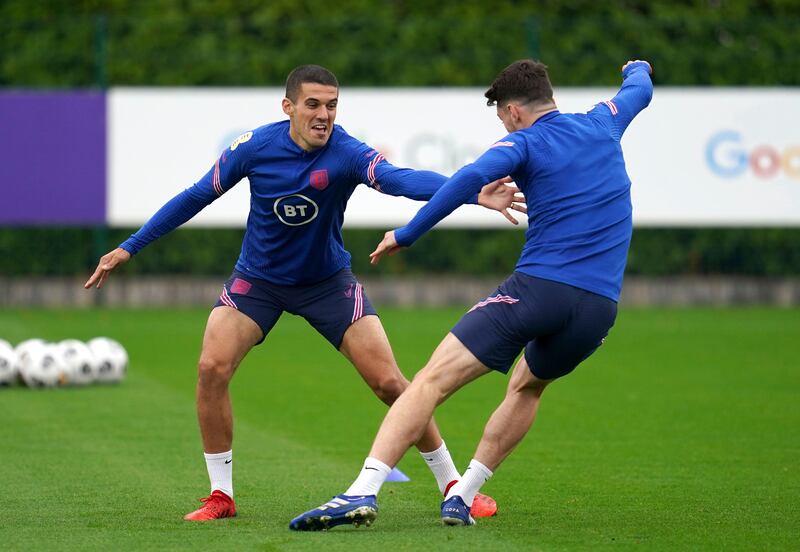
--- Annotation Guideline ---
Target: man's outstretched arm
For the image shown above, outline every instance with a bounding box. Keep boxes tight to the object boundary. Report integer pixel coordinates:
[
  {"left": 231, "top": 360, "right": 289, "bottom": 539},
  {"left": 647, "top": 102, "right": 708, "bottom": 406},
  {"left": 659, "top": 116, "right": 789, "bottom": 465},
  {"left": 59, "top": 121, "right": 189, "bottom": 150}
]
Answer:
[
  {"left": 370, "top": 142, "right": 524, "bottom": 264},
  {"left": 83, "top": 186, "right": 214, "bottom": 289},
  {"left": 374, "top": 165, "right": 525, "bottom": 224},
  {"left": 350, "top": 141, "right": 525, "bottom": 224},
  {"left": 85, "top": 133, "right": 254, "bottom": 289},
  {"left": 601, "top": 60, "right": 654, "bottom": 138}
]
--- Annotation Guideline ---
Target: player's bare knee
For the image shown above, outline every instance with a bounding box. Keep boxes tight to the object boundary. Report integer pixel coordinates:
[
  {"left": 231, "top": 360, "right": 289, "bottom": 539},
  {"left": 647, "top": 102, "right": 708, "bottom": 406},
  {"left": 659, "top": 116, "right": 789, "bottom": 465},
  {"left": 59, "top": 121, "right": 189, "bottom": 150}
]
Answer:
[
  {"left": 509, "top": 358, "right": 549, "bottom": 397},
  {"left": 507, "top": 381, "right": 547, "bottom": 405},
  {"left": 508, "top": 375, "right": 546, "bottom": 396},
  {"left": 370, "top": 374, "right": 408, "bottom": 405},
  {"left": 411, "top": 365, "right": 451, "bottom": 403},
  {"left": 197, "top": 355, "right": 235, "bottom": 386}
]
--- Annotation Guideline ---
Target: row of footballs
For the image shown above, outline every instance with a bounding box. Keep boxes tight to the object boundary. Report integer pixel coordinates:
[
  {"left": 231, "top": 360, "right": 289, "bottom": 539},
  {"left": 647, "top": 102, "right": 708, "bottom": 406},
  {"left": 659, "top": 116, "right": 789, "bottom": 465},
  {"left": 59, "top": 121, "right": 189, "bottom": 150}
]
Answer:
[{"left": 0, "top": 338, "right": 128, "bottom": 388}]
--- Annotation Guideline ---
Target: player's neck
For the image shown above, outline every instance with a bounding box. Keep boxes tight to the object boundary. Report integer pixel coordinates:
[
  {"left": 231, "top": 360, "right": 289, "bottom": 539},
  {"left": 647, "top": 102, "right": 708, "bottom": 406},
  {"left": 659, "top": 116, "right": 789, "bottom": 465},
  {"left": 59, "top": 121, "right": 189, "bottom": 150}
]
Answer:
[
  {"left": 521, "top": 104, "right": 558, "bottom": 129},
  {"left": 288, "top": 128, "right": 315, "bottom": 152}
]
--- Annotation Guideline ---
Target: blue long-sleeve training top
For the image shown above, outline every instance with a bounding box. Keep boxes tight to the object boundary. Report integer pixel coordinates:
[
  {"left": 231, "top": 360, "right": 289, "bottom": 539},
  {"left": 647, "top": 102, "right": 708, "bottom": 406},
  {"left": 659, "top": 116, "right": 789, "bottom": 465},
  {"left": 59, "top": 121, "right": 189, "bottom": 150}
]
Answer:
[
  {"left": 120, "top": 120, "right": 473, "bottom": 285},
  {"left": 394, "top": 62, "right": 654, "bottom": 301}
]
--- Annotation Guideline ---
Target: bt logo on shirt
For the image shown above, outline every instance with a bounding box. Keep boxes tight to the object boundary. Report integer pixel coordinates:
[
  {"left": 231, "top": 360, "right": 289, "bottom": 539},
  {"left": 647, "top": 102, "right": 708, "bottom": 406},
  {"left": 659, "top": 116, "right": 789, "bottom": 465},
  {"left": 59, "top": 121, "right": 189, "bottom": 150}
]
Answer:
[{"left": 273, "top": 194, "right": 319, "bottom": 226}]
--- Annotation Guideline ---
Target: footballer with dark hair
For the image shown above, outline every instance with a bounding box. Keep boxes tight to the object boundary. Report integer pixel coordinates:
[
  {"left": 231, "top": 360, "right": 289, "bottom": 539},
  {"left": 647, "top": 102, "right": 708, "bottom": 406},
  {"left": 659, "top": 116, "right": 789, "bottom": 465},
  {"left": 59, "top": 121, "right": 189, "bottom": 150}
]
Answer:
[
  {"left": 294, "top": 59, "right": 653, "bottom": 530},
  {"left": 86, "top": 64, "right": 524, "bottom": 522}
]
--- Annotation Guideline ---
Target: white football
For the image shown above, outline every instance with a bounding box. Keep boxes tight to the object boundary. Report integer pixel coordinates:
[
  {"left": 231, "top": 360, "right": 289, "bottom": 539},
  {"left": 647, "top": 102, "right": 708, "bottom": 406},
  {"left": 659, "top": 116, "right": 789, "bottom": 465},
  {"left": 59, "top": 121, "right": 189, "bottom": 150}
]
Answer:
[
  {"left": 57, "top": 339, "right": 98, "bottom": 385},
  {"left": 15, "top": 338, "right": 46, "bottom": 357},
  {"left": 18, "top": 342, "right": 63, "bottom": 388},
  {"left": 0, "top": 339, "right": 18, "bottom": 386},
  {"left": 87, "top": 337, "right": 128, "bottom": 383}
]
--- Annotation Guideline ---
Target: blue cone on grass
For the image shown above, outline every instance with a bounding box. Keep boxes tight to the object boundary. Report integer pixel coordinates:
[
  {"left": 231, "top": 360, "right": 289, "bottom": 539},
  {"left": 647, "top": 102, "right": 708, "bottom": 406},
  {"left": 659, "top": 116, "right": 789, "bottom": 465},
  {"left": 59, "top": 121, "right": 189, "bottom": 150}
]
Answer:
[{"left": 386, "top": 467, "right": 410, "bottom": 482}]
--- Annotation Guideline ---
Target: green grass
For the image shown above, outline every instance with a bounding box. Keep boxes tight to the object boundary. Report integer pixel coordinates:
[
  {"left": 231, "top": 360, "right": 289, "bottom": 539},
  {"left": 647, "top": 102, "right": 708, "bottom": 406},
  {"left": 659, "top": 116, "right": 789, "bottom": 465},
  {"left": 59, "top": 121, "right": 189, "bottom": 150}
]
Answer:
[{"left": 1, "top": 307, "right": 798, "bottom": 551}]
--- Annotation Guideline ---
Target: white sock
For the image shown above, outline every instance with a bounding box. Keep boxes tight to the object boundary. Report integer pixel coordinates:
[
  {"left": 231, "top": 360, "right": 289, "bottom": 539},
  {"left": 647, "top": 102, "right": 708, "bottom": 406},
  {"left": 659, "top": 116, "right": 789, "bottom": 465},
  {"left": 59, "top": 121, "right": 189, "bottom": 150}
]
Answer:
[
  {"left": 344, "top": 457, "right": 392, "bottom": 497},
  {"left": 446, "top": 459, "right": 493, "bottom": 507},
  {"left": 420, "top": 441, "right": 461, "bottom": 494},
  {"left": 204, "top": 450, "right": 233, "bottom": 499}
]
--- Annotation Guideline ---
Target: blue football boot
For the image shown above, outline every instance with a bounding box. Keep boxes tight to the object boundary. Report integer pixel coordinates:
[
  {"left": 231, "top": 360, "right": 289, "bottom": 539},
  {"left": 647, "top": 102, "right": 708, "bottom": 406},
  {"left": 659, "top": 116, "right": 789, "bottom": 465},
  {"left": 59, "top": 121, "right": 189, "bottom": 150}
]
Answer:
[
  {"left": 289, "top": 494, "right": 378, "bottom": 531},
  {"left": 441, "top": 495, "right": 476, "bottom": 526}
]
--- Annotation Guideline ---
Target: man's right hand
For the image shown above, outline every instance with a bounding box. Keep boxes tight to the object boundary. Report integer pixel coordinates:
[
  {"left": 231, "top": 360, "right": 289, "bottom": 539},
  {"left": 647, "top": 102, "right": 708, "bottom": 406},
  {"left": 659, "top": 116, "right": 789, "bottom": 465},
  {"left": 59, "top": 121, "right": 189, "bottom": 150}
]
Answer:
[
  {"left": 84, "top": 247, "right": 131, "bottom": 289},
  {"left": 622, "top": 60, "right": 652, "bottom": 74},
  {"left": 369, "top": 230, "right": 401, "bottom": 265}
]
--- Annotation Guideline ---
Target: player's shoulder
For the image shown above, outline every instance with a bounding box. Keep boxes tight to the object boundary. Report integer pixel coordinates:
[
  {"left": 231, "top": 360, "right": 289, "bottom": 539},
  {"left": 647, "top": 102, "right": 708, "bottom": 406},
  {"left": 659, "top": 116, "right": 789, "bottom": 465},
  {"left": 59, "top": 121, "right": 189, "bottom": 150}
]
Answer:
[
  {"left": 327, "top": 124, "right": 371, "bottom": 156},
  {"left": 328, "top": 124, "right": 356, "bottom": 146},
  {"left": 252, "top": 121, "right": 288, "bottom": 144},
  {"left": 586, "top": 99, "right": 619, "bottom": 118},
  {"left": 226, "top": 121, "right": 288, "bottom": 156},
  {"left": 488, "top": 126, "right": 536, "bottom": 153},
  {"left": 481, "top": 131, "right": 531, "bottom": 166}
]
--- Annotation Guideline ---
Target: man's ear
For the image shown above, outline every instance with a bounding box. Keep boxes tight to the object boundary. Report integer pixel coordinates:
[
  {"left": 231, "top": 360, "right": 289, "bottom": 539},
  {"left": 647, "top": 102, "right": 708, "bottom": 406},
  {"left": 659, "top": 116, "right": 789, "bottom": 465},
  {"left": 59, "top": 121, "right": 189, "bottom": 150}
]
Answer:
[{"left": 282, "top": 97, "right": 293, "bottom": 116}]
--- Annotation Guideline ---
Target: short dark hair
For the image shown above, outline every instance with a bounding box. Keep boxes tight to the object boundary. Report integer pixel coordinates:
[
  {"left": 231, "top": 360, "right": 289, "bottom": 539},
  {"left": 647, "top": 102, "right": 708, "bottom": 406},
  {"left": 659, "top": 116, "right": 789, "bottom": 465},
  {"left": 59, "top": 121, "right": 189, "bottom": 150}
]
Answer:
[
  {"left": 484, "top": 59, "right": 553, "bottom": 107},
  {"left": 285, "top": 65, "right": 339, "bottom": 102}
]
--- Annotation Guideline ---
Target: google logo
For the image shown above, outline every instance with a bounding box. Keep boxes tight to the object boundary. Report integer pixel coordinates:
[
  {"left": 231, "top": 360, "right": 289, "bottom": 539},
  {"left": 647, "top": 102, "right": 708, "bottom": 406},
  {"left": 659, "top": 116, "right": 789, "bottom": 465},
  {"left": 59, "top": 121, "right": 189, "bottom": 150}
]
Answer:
[{"left": 706, "top": 131, "right": 800, "bottom": 179}]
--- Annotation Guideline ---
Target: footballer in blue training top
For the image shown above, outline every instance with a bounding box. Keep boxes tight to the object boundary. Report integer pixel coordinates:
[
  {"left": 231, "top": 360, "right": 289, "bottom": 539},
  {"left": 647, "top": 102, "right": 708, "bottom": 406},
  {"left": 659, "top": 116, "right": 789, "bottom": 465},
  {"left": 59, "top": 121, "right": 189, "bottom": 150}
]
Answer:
[
  {"left": 85, "top": 65, "right": 522, "bottom": 522},
  {"left": 393, "top": 61, "right": 653, "bottom": 303},
  {"left": 120, "top": 119, "right": 469, "bottom": 286},
  {"left": 291, "top": 59, "right": 653, "bottom": 531}
]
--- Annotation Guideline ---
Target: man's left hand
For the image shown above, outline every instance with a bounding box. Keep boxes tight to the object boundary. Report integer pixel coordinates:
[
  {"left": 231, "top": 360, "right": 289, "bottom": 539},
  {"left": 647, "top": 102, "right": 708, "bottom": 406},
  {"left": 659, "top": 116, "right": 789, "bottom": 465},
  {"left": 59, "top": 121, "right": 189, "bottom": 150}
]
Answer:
[
  {"left": 369, "top": 230, "right": 401, "bottom": 265},
  {"left": 478, "top": 177, "right": 527, "bottom": 225}
]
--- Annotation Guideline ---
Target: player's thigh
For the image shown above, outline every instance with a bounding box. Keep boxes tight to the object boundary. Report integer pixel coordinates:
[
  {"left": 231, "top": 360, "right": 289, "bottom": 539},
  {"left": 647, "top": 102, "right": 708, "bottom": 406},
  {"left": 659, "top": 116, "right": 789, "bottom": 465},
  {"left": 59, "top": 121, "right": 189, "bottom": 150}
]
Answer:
[
  {"left": 450, "top": 272, "right": 567, "bottom": 375},
  {"left": 200, "top": 306, "right": 265, "bottom": 374},
  {"left": 201, "top": 272, "right": 284, "bottom": 372},
  {"left": 291, "top": 269, "right": 397, "bottom": 386},
  {"left": 339, "top": 314, "right": 403, "bottom": 384},
  {"left": 295, "top": 268, "right": 379, "bottom": 351},
  {"left": 213, "top": 271, "right": 284, "bottom": 342},
  {"left": 525, "top": 291, "right": 617, "bottom": 380},
  {"left": 507, "top": 355, "right": 551, "bottom": 396},
  {"left": 412, "top": 333, "right": 492, "bottom": 401}
]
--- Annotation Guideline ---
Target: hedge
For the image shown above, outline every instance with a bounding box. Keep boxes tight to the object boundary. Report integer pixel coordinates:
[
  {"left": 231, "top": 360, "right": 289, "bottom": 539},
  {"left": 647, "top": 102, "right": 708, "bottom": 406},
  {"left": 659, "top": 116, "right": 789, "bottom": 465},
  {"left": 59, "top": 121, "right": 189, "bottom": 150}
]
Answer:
[
  {"left": 2, "top": 2, "right": 798, "bottom": 276},
  {"left": 1, "top": 2, "right": 798, "bottom": 88},
  {"left": 2, "top": 227, "right": 798, "bottom": 277}
]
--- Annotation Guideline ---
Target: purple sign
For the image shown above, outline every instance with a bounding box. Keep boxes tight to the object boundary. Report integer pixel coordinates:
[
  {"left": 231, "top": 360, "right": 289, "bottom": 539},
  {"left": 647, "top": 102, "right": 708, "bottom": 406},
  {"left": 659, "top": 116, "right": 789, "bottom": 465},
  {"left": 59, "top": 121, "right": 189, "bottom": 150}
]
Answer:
[{"left": 0, "top": 92, "right": 106, "bottom": 225}]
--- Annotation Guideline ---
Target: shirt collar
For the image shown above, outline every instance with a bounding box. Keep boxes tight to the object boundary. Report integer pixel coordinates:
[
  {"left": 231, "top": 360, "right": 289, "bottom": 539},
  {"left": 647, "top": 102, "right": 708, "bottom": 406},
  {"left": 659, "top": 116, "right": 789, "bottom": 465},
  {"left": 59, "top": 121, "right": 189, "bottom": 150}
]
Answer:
[{"left": 532, "top": 110, "right": 560, "bottom": 126}]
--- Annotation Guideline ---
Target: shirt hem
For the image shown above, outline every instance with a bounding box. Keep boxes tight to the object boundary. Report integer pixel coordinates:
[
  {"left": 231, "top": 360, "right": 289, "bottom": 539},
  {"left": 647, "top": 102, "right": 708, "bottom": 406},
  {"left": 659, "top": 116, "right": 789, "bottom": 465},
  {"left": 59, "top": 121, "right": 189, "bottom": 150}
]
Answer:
[
  {"left": 513, "top": 267, "right": 620, "bottom": 303},
  {"left": 233, "top": 260, "right": 351, "bottom": 286}
]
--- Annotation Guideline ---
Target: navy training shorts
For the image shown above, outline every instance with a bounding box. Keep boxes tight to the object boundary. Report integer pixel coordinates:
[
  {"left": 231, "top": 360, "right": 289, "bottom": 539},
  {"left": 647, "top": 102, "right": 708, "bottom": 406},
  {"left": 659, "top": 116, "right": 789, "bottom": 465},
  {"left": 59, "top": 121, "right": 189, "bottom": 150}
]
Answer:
[
  {"left": 451, "top": 272, "right": 618, "bottom": 380},
  {"left": 213, "top": 268, "right": 377, "bottom": 349}
]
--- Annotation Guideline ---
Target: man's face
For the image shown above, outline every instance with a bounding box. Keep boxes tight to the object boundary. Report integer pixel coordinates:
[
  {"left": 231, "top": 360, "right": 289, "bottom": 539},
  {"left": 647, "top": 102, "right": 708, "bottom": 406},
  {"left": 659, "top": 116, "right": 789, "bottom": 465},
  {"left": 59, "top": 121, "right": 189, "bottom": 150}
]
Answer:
[{"left": 283, "top": 83, "right": 338, "bottom": 151}]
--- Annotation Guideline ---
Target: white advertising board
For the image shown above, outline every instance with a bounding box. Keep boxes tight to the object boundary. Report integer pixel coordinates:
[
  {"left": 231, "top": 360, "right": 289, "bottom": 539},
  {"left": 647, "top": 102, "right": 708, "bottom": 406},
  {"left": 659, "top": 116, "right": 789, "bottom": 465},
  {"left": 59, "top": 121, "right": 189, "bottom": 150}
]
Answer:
[{"left": 109, "top": 87, "right": 800, "bottom": 227}]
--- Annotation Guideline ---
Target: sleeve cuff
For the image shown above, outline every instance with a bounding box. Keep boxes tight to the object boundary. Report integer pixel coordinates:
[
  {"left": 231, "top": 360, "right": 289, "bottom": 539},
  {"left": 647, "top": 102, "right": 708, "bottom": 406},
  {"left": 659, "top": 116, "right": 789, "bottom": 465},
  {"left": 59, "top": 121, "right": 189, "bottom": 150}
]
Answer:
[
  {"left": 623, "top": 61, "right": 651, "bottom": 77},
  {"left": 118, "top": 241, "right": 138, "bottom": 257},
  {"left": 394, "top": 227, "right": 413, "bottom": 247}
]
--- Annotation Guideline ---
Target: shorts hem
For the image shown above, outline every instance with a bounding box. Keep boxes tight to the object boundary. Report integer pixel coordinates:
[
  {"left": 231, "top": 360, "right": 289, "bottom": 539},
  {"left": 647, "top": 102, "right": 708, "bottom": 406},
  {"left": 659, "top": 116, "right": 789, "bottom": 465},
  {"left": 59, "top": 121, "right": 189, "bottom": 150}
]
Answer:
[
  {"left": 523, "top": 350, "right": 553, "bottom": 380},
  {"left": 333, "top": 312, "right": 380, "bottom": 350},
  {"left": 449, "top": 330, "right": 512, "bottom": 374},
  {"left": 212, "top": 303, "right": 268, "bottom": 345}
]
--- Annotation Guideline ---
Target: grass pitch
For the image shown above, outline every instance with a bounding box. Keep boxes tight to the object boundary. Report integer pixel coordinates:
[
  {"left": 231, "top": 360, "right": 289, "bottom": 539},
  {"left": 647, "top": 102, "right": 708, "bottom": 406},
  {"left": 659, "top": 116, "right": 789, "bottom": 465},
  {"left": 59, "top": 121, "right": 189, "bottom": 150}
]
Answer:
[{"left": 1, "top": 307, "right": 798, "bottom": 551}]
